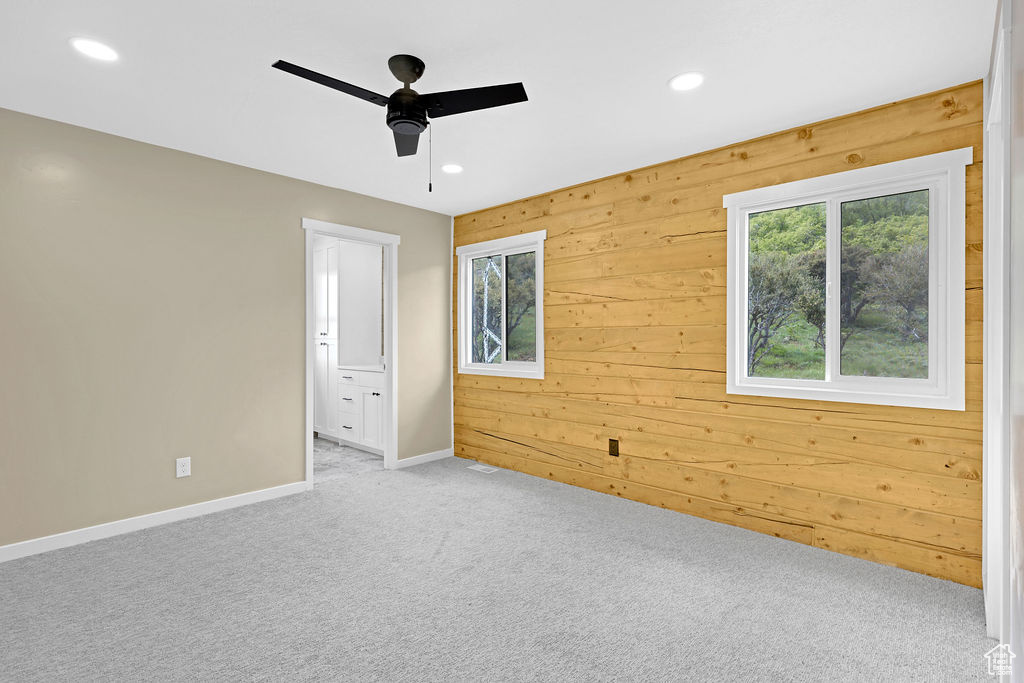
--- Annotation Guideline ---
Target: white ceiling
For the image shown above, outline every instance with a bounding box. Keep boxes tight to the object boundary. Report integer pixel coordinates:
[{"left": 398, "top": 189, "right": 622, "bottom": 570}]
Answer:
[{"left": 0, "top": 0, "right": 997, "bottom": 216}]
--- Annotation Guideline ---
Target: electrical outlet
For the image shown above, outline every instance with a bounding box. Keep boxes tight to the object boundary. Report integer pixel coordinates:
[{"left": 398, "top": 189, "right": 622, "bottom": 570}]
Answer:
[
  {"left": 608, "top": 439, "right": 619, "bottom": 457},
  {"left": 176, "top": 457, "right": 191, "bottom": 478}
]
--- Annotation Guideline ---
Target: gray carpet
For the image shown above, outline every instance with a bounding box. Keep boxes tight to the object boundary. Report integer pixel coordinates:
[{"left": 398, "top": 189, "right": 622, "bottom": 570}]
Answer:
[
  {"left": 0, "top": 457, "right": 991, "bottom": 682},
  {"left": 314, "top": 436, "right": 383, "bottom": 481}
]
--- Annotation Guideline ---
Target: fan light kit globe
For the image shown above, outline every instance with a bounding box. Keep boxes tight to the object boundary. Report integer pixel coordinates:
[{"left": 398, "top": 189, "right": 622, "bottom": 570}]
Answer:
[
  {"left": 70, "top": 38, "right": 119, "bottom": 62},
  {"left": 441, "top": 164, "right": 463, "bottom": 174},
  {"left": 669, "top": 72, "right": 704, "bottom": 91}
]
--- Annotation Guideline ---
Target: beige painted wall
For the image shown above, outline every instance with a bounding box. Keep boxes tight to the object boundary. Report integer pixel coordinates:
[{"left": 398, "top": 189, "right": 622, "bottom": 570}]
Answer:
[{"left": 0, "top": 107, "right": 452, "bottom": 546}]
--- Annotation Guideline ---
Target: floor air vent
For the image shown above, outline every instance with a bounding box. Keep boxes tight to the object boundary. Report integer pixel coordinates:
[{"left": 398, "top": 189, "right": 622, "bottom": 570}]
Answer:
[{"left": 467, "top": 464, "right": 499, "bottom": 474}]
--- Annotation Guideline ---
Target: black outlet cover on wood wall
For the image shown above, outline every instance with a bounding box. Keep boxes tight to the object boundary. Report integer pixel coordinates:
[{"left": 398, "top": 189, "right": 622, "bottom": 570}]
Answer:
[{"left": 609, "top": 439, "right": 619, "bottom": 457}]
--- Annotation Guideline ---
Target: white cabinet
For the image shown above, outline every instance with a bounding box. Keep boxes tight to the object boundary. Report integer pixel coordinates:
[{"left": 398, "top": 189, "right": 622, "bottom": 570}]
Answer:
[
  {"left": 338, "top": 369, "right": 385, "bottom": 389},
  {"left": 314, "top": 341, "right": 330, "bottom": 431},
  {"left": 335, "top": 369, "right": 384, "bottom": 452},
  {"left": 314, "top": 340, "right": 338, "bottom": 434},
  {"left": 314, "top": 244, "right": 339, "bottom": 340},
  {"left": 358, "top": 388, "right": 383, "bottom": 450},
  {"left": 314, "top": 248, "right": 327, "bottom": 336},
  {"left": 336, "top": 418, "right": 360, "bottom": 444},
  {"left": 313, "top": 241, "right": 339, "bottom": 437}
]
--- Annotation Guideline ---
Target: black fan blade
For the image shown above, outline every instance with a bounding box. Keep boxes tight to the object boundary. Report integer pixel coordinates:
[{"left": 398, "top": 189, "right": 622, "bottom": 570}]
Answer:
[
  {"left": 272, "top": 60, "right": 389, "bottom": 107},
  {"left": 393, "top": 131, "right": 420, "bottom": 157},
  {"left": 422, "top": 83, "right": 527, "bottom": 118}
]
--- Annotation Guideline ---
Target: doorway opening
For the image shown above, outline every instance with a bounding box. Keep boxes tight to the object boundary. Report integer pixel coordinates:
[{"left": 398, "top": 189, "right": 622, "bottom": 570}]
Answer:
[{"left": 303, "top": 218, "right": 400, "bottom": 482}]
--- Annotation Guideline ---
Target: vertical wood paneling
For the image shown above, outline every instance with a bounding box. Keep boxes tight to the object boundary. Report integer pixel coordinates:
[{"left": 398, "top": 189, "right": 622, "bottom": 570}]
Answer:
[{"left": 453, "top": 81, "right": 984, "bottom": 587}]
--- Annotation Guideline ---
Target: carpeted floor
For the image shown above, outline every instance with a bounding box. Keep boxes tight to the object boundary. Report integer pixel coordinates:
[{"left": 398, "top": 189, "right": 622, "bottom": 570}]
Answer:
[
  {"left": 314, "top": 436, "right": 383, "bottom": 481},
  {"left": 0, "top": 457, "right": 992, "bottom": 682}
]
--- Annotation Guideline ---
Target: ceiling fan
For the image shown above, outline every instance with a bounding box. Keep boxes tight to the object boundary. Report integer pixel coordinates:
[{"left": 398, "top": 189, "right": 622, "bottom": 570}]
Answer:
[{"left": 272, "top": 55, "right": 528, "bottom": 158}]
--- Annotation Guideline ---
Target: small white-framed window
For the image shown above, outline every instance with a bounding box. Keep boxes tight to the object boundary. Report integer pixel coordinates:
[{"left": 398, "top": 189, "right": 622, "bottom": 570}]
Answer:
[
  {"left": 457, "top": 230, "right": 546, "bottom": 379},
  {"left": 723, "top": 147, "right": 972, "bottom": 410}
]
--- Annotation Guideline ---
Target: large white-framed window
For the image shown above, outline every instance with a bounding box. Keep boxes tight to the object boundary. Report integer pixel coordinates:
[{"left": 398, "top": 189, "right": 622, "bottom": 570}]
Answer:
[
  {"left": 457, "top": 230, "right": 546, "bottom": 379},
  {"left": 723, "top": 147, "right": 972, "bottom": 410}
]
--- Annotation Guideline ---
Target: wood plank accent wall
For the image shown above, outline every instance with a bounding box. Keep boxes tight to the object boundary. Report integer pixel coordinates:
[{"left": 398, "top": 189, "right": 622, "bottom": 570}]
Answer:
[{"left": 452, "top": 81, "right": 984, "bottom": 587}]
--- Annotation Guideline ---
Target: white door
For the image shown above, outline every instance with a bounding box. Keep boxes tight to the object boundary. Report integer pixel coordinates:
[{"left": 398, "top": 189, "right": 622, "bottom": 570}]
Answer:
[{"left": 359, "top": 388, "right": 383, "bottom": 449}]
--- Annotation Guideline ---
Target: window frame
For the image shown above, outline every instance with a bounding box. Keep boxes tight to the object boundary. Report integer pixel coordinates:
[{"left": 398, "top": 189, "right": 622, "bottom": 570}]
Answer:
[
  {"left": 723, "top": 147, "right": 972, "bottom": 410},
  {"left": 456, "top": 230, "right": 546, "bottom": 379}
]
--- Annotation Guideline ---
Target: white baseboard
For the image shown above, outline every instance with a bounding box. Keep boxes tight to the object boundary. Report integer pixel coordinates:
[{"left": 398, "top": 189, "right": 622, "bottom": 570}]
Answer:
[
  {"left": 389, "top": 447, "right": 453, "bottom": 469},
  {"left": 0, "top": 480, "right": 312, "bottom": 564}
]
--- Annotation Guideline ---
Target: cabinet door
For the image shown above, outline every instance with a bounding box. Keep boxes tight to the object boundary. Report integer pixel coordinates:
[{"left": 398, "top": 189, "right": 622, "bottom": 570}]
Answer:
[
  {"left": 359, "top": 389, "right": 383, "bottom": 449},
  {"left": 326, "top": 243, "right": 339, "bottom": 340},
  {"left": 324, "top": 341, "right": 338, "bottom": 434},
  {"left": 313, "top": 247, "right": 328, "bottom": 339},
  {"left": 314, "top": 341, "right": 330, "bottom": 430}
]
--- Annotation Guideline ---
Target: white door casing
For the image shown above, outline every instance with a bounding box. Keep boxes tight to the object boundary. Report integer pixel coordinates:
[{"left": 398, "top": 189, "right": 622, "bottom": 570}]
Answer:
[{"left": 303, "top": 218, "right": 400, "bottom": 474}]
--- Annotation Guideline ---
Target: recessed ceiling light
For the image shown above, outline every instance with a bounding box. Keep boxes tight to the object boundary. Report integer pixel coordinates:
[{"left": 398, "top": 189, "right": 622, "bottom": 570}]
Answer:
[
  {"left": 441, "top": 164, "right": 463, "bottom": 174},
  {"left": 669, "top": 72, "right": 704, "bottom": 92},
  {"left": 70, "top": 38, "right": 119, "bottom": 62}
]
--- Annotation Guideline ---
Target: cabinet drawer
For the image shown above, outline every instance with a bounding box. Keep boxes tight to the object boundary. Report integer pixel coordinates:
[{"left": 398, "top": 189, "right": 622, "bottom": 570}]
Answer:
[
  {"left": 337, "top": 369, "right": 385, "bottom": 389},
  {"left": 336, "top": 420, "right": 360, "bottom": 443},
  {"left": 337, "top": 387, "right": 359, "bottom": 414}
]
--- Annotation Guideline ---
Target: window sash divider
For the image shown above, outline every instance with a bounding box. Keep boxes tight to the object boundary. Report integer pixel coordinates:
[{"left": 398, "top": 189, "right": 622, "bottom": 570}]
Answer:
[
  {"left": 500, "top": 253, "right": 507, "bottom": 363},
  {"left": 825, "top": 197, "right": 840, "bottom": 383}
]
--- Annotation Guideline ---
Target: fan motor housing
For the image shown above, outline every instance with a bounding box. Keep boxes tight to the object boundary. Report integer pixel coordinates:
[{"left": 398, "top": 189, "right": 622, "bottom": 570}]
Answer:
[{"left": 386, "top": 88, "right": 427, "bottom": 135}]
